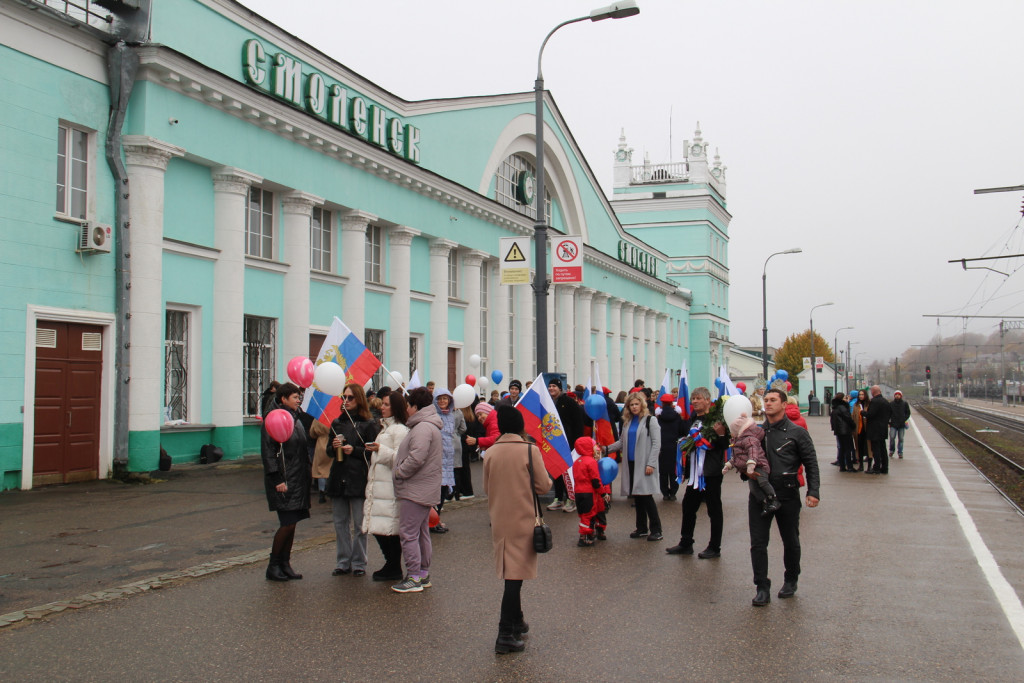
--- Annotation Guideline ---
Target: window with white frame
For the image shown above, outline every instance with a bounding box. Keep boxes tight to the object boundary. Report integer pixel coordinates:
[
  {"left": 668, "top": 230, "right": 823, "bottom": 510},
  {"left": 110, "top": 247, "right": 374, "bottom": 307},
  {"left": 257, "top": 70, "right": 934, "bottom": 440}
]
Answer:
[
  {"left": 409, "top": 336, "right": 419, "bottom": 380},
  {"left": 495, "top": 154, "right": 552, "bottom": 223},
  {"left": 365, "top": 224, "right": 382, "bottom": 283},
  {"left": 447, "top": 250, "right": 459, "bottom": 298},
  {"left": 243, "top": 315, "right": 276, "bottom": 417},
  {"left": 56, "top": 123, "right": 90, "bottom": 220},
  {"left": 311, "top": 207, "right": 332, "bottom": 271},
  {"left": 480, "top": 261, "right": 489, "bottom": 361},
  {"left": 365, "top": 328, "right": 385, "bottom": 390},
  {"left": 164, "top": 310, "right": 189, "bottom": 422},
  {"left": 245, "top": 188, "right": 274, "bottom": 258}
]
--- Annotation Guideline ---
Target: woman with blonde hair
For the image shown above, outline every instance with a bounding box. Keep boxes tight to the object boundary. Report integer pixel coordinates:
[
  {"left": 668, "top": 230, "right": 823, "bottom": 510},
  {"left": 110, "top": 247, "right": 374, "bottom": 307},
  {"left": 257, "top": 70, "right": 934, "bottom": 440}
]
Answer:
[{"left": 604, "top": 392, "right": 663, "bottom": 541}]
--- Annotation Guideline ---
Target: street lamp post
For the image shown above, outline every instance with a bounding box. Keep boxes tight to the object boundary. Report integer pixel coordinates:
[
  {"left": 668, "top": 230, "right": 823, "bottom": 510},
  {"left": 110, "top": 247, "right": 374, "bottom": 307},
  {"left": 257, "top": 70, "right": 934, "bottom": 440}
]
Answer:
[
  {"left": 761, "top": 248, "right": 802, "bottom": 380},
  {"left": 834, "top": 326, "right": 854, "bottom": 399},
  {"left": 533, "top": 1, "right": 640, "bottom": 374},
  {"left": 808, "top": 301, "right": 834, "bottom": 415}
]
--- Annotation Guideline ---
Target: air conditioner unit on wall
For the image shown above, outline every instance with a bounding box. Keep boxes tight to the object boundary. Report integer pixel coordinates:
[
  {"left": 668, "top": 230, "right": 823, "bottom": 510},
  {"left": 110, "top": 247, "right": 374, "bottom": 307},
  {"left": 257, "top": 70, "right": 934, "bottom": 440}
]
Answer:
[{"left": 78, "top": 222, "right": 112, "bottom": 254}]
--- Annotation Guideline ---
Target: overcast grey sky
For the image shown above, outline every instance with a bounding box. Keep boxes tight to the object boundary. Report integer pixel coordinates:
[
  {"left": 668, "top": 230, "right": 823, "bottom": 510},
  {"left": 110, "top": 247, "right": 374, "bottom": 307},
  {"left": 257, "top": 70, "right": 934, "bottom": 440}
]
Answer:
[{"left": 239, "top": 0, "right": 1024, "bottom": 366}]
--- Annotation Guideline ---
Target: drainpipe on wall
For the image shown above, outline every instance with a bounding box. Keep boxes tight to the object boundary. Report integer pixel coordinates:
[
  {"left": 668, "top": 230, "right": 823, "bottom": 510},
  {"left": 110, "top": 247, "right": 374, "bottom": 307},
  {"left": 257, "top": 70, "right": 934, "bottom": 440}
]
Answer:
[{"left": 101, "top": 1, "right": 152, "bottom": 473}]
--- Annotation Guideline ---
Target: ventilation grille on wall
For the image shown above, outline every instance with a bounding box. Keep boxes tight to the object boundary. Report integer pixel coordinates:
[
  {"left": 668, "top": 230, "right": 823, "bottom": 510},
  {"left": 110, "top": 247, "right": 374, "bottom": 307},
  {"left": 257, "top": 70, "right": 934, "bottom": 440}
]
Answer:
[{"left": 81, "top": 332, "right": 102, "bottom": 351}]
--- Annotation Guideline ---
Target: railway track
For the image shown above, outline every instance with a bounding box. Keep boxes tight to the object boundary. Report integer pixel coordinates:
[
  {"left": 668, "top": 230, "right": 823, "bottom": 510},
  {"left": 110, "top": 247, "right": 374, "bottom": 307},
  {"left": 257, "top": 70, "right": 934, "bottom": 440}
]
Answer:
[{"left": 915, "top": 401, "right": 1024, "bottom": 515}]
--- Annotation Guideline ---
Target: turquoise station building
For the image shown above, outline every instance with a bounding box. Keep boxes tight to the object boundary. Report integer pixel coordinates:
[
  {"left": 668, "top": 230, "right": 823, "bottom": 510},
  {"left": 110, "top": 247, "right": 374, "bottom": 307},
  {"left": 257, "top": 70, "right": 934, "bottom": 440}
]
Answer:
[{"left": 0, "top": 0, "right": 731, "bottom": 489}]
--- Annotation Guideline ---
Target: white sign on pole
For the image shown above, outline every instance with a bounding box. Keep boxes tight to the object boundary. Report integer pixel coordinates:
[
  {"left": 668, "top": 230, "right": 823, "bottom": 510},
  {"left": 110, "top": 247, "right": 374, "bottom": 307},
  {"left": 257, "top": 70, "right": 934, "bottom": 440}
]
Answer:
[
  {"left": 551, "top": 236, "right": 582, "bottom": 284},
  {"left": 499, "top": 237, "right": 531, "bottom": 285}
]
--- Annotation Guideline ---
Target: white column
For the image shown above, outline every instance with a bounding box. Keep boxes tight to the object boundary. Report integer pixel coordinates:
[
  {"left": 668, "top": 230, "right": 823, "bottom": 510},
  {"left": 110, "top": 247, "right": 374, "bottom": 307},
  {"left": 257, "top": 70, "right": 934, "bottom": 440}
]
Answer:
[
  {"left": 340, "top": 210, "right": 377, "bottom": 337},
  {"left": 656, "top": 313, "right": 668, "bottom": 386},
  {"left": 463, "top": 250, "right": 487, "bottom": 370},
  {"left": 555, "top": 284, "right": 576, "bottom": 379},
  {"left": 122, "top": 136, "right": 184, "bottom": 439},
  {"left": 429, "top": 239, "right": 457, "bottom": 387},
  {"left": 608, "top": 298, "right": 623, "bottom": 392},
  {"left": 645, "top": 310, "right": 657, "bottom": 384},
  {"left": 281, "top": 191, "right": 321, "bottom": 362},
  {"left": 388, "top": 226, "right": 419, "bottom": 380},
  {"left": 621, "top": 302, "right": 636, "bottom": 387},
  {"left": 593, "top": 293, "right": 609, "bottom": 390},
  {"left": 633, "top": 306, "right": 646, "bottom": 385},
  {"left": 515, "top": 277, "right": 535, "bottom": 381},
  {"left": 491, "top": 269, "right": 510, "bottom": 391},
  {"left": 576, "top": 288, "right": 595, "bottom": 385}
]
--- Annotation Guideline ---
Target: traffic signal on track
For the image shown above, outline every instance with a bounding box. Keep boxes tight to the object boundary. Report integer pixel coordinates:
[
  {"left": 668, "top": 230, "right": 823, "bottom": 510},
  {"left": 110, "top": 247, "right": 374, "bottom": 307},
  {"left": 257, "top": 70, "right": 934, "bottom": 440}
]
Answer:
[
  {"left": 925, "top": 365, "right": 931, "bottom": 380},
  {"left": 957, "top": 366, "right": 963, "bottom": 380}
]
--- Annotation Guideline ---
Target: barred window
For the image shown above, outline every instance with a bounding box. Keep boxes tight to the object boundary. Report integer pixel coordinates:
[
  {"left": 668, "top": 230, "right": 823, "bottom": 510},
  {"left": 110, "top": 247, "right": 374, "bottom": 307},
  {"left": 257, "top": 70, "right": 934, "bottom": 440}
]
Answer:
[
  {"left": 164, "top": 310, "right": 189, "bottom": 422},
  {"left": 311, "top": 207, "right": 332, "bottom": 271},
  {"left": 480, "top": 261, "right": 489, "bottom": 360},
  {"left": 365, "top": 328, "right": 385, "bottom": 390},
  {"left": 365, "top": 225, "right": 382, "bottom": 283},
  {"left": 245, "top": 188, "right": 274, "bottom": 258},
  {"left": 56, "top": 124, "right": 89, "bottom": 220},
  {"left": 243, "top": 315, "right": 276, "bottom": 417},
  {"left": 447, "top": 251, "right": 459, "bottom": 298},
  {"left": 494, "top": 154, "right": 551, "bottom": 223}
]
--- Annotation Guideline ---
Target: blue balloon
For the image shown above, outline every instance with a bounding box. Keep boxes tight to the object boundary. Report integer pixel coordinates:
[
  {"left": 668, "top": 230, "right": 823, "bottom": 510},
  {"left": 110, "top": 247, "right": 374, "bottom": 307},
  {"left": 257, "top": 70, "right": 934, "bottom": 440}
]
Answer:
[
  {"left": 490, "top": 369, "right": 503, "bottom": 385},
  {"left": 598, "top": 457, "right": 619, "bottom": 485},
  {"left": 714, "top": 377, "right": 723, "bottom": 388},
  {"left": 585, "top": 394, "right": 607, "bottom": 421},
  {"left": 776, "top": 370, "right": 788, "bottom": 380}
]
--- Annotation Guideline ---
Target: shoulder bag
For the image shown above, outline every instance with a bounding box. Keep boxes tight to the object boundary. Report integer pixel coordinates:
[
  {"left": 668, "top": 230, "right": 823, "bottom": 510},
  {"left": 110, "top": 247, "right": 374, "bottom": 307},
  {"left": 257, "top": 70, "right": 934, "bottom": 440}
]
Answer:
[{"left": 527, "top": 444, "right": 553, "bottom": 553}]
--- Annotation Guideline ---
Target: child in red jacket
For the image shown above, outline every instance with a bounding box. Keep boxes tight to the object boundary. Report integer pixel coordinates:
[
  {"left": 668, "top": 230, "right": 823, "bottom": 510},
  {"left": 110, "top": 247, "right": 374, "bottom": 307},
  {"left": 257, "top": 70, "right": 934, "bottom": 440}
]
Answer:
[{"left": 573, "top": 437, "right": 610, "bottom": 546}]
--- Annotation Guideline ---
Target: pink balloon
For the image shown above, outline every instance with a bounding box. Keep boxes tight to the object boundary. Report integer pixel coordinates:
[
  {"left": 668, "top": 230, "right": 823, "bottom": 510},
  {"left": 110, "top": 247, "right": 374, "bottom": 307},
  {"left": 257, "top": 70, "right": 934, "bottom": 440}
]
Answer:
[
  {"left": 465, "top": 374, "right": 476, "bottom": 386},
  {"left": 287, "top": 356, "right": 315, "bottom": 388},
  {"left": 265, "top": 409, "right": 294, "bottom": 443}
]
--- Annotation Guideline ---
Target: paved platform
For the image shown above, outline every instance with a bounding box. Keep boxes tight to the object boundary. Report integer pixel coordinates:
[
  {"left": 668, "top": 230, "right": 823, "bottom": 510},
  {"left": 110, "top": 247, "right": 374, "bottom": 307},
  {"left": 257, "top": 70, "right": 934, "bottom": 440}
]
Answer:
[{"left": 1, "top": 414, "right": 1023, "bottom": 680}]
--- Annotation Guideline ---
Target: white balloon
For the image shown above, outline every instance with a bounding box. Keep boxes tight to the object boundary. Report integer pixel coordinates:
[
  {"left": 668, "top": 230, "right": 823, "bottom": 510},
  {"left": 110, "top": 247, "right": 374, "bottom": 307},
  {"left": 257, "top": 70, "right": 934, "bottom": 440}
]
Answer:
[
  {"left": 468, "top": 354, "right": 481, "bottom": 369},
  {"left": 476, "top": 376, "right": 489, "bottom": 391},
  {"left": 722, "top": 394, "right": 753, "bottom": 431},
  {"left": 452, "top": 383, "right": 476, "bottom": 409},
  {"left": 389, "top": 370, "right": 404, "bottom": 387},
  {"left": 313, "top": 362, "right": 346, "bottom": 396}
]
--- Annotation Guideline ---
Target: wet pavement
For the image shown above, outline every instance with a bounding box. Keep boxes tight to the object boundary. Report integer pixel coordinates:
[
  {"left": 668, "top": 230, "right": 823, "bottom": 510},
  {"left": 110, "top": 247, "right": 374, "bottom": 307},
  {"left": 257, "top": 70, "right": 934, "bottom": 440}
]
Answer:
[{"left": 1, "top": 414, "right": 1023, "bottom": 680}]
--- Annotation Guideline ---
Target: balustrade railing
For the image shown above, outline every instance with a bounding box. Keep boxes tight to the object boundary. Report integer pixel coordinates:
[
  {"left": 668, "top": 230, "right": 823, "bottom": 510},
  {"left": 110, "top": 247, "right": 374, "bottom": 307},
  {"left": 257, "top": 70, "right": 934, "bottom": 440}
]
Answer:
[
  {"left": 35, "top": 0, "right": 113, "bottom": 30},
  {"left": 630, "top": 162, "right": 689, "bottom": 185}
]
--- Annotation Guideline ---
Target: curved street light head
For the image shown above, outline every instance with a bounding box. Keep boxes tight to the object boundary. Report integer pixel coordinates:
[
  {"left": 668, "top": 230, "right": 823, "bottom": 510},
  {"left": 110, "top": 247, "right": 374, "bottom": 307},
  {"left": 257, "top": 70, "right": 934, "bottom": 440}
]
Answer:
[
  {"left": 811, "top": 302, "right": 835, "bottom": 315},
  {"left": 783, "top": 247, "right": 802, "bottom": 254},
  {"left": 590, "top": 0, "right": 640, "bottom": 21}
]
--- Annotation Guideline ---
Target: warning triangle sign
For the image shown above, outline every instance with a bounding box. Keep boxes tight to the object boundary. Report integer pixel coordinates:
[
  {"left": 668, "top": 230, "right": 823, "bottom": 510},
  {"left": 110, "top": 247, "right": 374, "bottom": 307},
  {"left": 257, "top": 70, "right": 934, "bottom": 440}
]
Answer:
[{"left": 504, "top": 242, "right": 526, "bottom": 263}]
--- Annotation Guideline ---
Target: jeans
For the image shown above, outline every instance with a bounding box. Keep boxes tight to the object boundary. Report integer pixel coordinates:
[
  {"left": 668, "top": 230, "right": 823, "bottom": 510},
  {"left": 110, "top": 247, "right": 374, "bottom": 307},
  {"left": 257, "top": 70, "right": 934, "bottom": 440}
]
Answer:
[
  {"left": 332, "top": 496, "right": 367, "bottom": 571},
  {"left": 749, "top": 491, "right": 801, "bottom": 589},
  {"left": 398, "top": 499, "right": 432, "bottom": 578},
  {"left": 888, "top": 426, "right": 906, "bottom": 455},
  {"left": 680, "top": 476, "right": 724, "bottom": 551}
]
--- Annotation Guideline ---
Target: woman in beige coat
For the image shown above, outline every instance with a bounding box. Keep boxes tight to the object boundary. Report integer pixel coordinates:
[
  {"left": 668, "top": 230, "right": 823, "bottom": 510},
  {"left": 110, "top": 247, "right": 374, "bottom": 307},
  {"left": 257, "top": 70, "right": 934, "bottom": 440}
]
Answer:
[{"left": 483, "top": 406, "right": 551, "bottom": 655}]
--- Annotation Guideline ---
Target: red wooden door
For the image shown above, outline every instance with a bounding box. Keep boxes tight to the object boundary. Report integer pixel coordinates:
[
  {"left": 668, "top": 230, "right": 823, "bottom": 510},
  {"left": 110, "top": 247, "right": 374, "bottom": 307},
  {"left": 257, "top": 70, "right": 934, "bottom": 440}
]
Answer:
[
  {"left": 34, "top": 322, "right": 102, "bottom": 485},
  {"left": 447, "top": 348, "right": 458, "bottom": 390}
]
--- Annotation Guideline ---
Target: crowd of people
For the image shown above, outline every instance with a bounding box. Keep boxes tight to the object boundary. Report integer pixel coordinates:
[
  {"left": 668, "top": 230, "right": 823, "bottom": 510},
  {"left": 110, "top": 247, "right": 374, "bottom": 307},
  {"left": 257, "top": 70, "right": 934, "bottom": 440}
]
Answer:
[
  {"left": 258, "top": 373, "right": 832, "bottom": 651},
  {"left": 829, "top": 385, "right": 911, "bottom": 474}
]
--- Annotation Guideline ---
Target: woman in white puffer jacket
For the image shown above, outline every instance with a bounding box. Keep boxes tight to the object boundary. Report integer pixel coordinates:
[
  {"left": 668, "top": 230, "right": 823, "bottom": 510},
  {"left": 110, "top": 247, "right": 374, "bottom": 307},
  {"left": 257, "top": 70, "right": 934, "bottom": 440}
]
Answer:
[{"left": 362, "top": 391, "right": 411, "bottom": 582}]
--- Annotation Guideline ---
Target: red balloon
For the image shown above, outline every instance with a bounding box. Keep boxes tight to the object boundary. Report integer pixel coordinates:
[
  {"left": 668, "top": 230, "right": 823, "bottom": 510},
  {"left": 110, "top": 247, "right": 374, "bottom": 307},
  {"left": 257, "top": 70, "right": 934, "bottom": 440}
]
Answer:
[
  {"left": 785, "top": 381, "right": 792, "bottom": 391},
  {"left": 428, "top": 508, "right": 440, "bottom": 528},
  {"left": 286, "top": 356, "right": 315, "bottom": 388},
  {"left": 265, "top": 409, "right": 294, "bottom": 443},
  {"left": 465, "top": 374, "right": 476, "bottom": 386},
  {"left": 736, "top": 382, "right": 747, "bottom": 393}
]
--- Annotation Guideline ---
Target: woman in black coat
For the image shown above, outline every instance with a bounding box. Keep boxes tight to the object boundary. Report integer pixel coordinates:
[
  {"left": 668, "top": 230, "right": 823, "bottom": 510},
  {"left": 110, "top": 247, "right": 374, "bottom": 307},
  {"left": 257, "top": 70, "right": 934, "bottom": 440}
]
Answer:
[
  {"left": 260, "top": 382, "right": 311, "bottom": 581},
  {"left": 328, "top": 383, "right": 381, "bottom": 576},
  {"left": 830, "top": 393, "right": 856, "bottom": 471}
]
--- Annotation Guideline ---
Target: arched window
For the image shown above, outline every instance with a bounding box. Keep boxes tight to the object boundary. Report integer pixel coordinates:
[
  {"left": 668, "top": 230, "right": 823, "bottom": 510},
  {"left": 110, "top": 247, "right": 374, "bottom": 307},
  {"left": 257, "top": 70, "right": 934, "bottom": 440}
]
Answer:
[{"left": 495, "top": 154, "right": 552, "bottom": 223}]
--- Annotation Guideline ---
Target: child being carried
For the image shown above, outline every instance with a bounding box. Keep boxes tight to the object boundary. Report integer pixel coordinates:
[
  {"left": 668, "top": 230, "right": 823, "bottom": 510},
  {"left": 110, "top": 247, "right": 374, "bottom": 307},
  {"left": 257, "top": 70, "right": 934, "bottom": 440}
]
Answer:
[{"left": 723, "top": 414, "right": 782, "bottom": 517}]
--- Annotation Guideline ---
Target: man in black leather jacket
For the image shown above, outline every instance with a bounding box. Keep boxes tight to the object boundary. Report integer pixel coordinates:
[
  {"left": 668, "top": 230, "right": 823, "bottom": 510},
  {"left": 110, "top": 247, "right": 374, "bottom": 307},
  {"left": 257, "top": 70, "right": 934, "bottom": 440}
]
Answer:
[{"left": 750, "top": 388, "right": 820, "bottom": 606}]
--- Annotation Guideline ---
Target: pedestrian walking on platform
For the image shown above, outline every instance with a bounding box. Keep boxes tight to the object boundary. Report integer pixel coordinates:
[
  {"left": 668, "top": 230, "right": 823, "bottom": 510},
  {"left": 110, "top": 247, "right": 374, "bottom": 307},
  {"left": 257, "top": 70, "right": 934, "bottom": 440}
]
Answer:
[
  {"left": 750, "top": 388, "right": 820, "bottom": 606},
  {"left": 260, "top": 382, "right": 311, "bottom": 581},
  {"left": 865, "top": 385, "right": 891, "bottom": 474},
  {"left": 888, "top": 390, "right": 911, "bottom": 459},
  {"left": 484, "top": 406, "right": 552, "bottom": 654}
]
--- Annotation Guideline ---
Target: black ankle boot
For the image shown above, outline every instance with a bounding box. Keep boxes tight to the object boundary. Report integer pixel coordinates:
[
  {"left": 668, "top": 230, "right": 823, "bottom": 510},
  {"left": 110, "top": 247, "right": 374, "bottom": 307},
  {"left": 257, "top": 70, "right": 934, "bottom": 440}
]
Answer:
[
  {"left": 266, "top": 554, "right": 289, "bottom": 582},
  {"left": 514, "top": 611, "right": 529, "bottom": 637},
  {"left": 495, "top": 626, "right": 525, "bottom": 654},
  {"left": 280, "top": 550, "right": 302, "bottom": 580}
]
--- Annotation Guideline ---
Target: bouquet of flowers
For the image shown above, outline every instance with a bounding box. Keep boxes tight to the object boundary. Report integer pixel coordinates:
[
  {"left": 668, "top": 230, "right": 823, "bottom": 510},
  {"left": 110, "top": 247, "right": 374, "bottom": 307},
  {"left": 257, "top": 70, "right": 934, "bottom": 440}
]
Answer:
[{"left": 677, "top": 396, "right": 728, "bottom": 460}]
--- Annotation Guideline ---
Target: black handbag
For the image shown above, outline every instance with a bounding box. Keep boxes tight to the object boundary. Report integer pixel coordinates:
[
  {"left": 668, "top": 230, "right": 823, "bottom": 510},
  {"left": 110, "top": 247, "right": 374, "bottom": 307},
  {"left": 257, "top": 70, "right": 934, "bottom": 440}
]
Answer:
[{"left": 527, "top": 445, "right": 553, "bottom": 553}]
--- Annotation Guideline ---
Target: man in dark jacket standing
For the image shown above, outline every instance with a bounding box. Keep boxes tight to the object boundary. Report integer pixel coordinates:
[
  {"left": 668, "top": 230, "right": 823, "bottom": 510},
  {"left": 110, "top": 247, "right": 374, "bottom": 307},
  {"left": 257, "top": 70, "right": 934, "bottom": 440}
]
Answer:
[
  {"left": 830, "top": 393, "right": 856, "bottom": 471},
  {"left": 667, "top": 387, "right": 729, "bottom": 559},
  {"left": 547, "top": 378, "right": 584, "bottom": 512},
  {"left": 888, "top": 389, "right": 911, "bottom": 459},
  {"left": 656, "top": 394, "right": 684, "bottom": 500},
  {"left": 865, "top": 385, "right": 892, "bottom": 474},
  {"left": 751, "top": 388, "right": 820, "bottom": 606}
]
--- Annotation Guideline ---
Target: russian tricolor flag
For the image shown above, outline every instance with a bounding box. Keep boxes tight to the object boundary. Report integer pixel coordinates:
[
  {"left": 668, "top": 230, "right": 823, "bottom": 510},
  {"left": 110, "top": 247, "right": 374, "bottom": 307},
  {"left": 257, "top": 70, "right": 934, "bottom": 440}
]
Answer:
[
  {"left": 302, "top": 317, "right": 382, "bottom": 426},
  {"left": 677, "top": 361, "right": 690, "bottom": 419},
  {"left": 516, "top": 373, "right": 574, "bottom": 479}
]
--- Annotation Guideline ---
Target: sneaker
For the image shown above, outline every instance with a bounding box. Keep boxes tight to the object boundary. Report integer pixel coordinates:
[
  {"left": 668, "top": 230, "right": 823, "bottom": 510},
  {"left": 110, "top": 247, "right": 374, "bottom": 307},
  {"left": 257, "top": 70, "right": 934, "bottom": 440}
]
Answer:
[
  {"left": 420, "top": 574, "right": 432, "bottom": 588},
  {"left": 562, "top": 500, "right": 577, "bottom": 513},
  {"left": 546, "top": 499, "right": 563, "bottom": 511},
  {"left": 391, "top": 576, "right": 423, "bottom": 593},
  {"left": 647, "top": 532, "right": 664, "bottom": 542},
  {"left": 460, "top": 494, "right": 475, "bottom": 500},
  {"left": 629, "top": 530, "right": 649, "bottom": 538}
]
